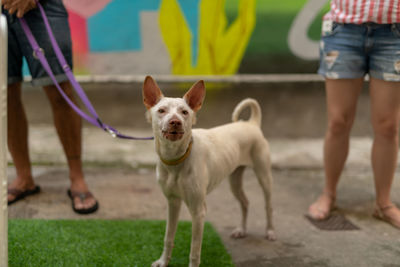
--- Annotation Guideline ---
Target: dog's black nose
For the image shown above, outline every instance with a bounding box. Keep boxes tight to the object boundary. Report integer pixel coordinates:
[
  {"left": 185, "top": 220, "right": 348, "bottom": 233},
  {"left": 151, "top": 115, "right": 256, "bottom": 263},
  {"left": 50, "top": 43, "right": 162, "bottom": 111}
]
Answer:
[{"left": 169, "top": 119, "right": 182, "bottom": 126}]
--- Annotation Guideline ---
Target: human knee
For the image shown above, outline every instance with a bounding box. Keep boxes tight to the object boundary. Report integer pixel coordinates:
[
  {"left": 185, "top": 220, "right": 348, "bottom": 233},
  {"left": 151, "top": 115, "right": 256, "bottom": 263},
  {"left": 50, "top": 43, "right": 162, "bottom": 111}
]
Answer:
[
  {"left": 327, "top": 115, "right": 353, "bottom": 136},
  {"left": 373, "top": 118, "right": 399, "bottom": 140},
  {"left": 46, "top": 84, "right": 75, "bottom": 107}
]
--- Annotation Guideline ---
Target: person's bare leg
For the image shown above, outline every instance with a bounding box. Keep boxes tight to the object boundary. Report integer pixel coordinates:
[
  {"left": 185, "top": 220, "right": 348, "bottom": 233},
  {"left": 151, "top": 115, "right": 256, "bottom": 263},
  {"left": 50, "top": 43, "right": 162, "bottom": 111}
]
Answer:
[
  {"left": 369, "top": 78, "right": 400, "bottom": 228},
  {"left": 308, "top": 78, "right": 363, "bottom": 219},
  {"left": 7, "top": 82, "right": 36, "bottom": 202},
  {"left": 43, "top": 82, "right": 96, "bottom": 211}
]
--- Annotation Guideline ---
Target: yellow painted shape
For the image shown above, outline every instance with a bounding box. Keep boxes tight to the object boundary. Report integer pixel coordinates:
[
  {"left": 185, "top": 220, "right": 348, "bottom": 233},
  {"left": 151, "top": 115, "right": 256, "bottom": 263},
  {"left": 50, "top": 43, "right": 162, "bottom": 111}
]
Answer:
[
  {"left": 159, "top": 0, "right": 256, "bottom": 75},
  {"left": 159, "top": 0, "right": 192, "bottom": 75}
]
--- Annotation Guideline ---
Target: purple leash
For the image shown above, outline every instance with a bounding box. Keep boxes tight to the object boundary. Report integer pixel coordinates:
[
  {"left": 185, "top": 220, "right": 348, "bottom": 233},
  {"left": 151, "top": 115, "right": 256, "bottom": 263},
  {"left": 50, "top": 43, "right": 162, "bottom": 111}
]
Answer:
[{"left": 18, "top": 1, "right": 153, "bottom": 141}]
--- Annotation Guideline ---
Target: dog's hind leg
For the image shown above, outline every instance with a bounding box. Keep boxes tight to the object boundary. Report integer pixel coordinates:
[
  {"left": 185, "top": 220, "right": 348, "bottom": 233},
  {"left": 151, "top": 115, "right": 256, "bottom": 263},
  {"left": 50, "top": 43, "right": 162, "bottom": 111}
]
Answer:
[
  {"left": 229, "top": 166, "right": 249, "bottom": 239},
  {"left": 253, "top": 142, "right": 276, "bottom": 241}
]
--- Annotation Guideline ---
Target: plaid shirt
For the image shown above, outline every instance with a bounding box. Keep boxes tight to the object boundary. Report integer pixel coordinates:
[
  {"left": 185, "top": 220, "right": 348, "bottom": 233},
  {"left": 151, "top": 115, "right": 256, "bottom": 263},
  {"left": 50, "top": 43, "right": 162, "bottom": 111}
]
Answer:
[{"left": 324, "top": 0, "right": 400, "bottom": 24}]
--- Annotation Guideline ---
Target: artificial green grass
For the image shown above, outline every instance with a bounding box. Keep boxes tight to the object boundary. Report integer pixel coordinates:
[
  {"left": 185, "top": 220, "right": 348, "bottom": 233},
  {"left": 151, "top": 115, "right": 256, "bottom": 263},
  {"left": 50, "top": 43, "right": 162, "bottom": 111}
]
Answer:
[{"left": 9, "top": 219, "right": 234, "bottom": 267}]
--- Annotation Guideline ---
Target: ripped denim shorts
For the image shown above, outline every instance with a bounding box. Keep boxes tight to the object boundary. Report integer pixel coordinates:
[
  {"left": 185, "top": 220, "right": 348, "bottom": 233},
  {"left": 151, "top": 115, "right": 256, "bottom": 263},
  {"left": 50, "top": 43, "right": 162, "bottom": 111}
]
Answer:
[
  {"left": 318, "top": 22, "right": 400, "bottom": 81},
  {"left": 3, "top": 0, "right": 72, "bottom": 86}
]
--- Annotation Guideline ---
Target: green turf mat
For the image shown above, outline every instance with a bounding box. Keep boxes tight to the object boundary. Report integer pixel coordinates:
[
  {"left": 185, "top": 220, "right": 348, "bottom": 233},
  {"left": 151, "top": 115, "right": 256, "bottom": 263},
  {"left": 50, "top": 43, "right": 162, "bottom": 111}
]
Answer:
[{"left": 9, "top": 219, "right": 233, "bottom": 267}]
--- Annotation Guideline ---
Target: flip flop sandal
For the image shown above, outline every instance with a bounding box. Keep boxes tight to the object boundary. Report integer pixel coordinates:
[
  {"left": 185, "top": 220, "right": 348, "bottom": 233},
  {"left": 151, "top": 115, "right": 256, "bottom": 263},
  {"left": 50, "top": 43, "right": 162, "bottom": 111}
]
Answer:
[
  {"left": 67, "top": 189, "right": 99, "bottom": 215},
  {"left": 8, "top": 185, "right": 41, "bottom": 205},
  {"left": 373, "top": 204, "right": 400, "bottom": 229}
]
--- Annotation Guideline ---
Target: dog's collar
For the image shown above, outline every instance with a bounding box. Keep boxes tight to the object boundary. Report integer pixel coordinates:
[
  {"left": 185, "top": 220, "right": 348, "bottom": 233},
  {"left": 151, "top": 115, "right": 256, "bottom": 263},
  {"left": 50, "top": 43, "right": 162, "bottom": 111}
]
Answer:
[{"left": 160, "top": 139, "right": 193, "bottom": 166}]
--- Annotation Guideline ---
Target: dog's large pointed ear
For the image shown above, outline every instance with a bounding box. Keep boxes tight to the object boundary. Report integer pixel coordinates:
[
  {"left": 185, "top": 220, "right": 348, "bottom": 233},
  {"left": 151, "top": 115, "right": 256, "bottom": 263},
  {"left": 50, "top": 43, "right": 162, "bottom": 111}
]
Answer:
[
  {"left": 183, "top": 80, "right": 205, "bottom": 112},
  {"left": 143, "top": 76, "right": 163, "bottom": 110}
]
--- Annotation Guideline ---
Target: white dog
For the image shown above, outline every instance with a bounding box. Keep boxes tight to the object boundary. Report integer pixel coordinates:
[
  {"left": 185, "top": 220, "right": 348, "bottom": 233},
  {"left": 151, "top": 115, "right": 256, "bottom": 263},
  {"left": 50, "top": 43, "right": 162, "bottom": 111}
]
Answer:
[{"left": 143, "top": 76, "right": 275, "bottom": 267}]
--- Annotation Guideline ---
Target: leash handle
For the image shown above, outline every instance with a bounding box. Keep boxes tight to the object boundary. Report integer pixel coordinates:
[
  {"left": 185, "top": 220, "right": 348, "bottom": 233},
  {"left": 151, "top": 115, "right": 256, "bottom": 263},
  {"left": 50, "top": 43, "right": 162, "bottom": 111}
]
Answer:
[{"left": 19, "top": 3, "right": 153, "bottom": 141}]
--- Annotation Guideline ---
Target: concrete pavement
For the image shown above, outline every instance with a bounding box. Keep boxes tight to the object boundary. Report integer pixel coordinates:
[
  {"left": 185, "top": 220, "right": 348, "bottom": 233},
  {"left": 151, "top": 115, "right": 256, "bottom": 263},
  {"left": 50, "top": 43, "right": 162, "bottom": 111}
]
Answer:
[
  {"left": 7, "top": 81, "right": 400, "bottom": 266},
  {"left": 7, "top": 126, "right": 400, "bottom": 267}
]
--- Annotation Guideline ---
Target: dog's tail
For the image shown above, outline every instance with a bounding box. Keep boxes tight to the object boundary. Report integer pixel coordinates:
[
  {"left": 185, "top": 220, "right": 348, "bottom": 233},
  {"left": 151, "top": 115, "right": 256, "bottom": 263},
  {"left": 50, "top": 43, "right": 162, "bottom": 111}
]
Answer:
[{"left": 232, "top": 98, "right": 262, "bottom": 127}]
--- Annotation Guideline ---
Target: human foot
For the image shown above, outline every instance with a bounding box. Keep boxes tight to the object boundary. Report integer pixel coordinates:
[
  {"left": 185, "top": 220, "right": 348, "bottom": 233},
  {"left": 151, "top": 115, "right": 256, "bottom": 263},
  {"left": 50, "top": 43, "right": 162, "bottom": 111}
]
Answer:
[
  {"left": 308, "top": 193, "right": 336, "bottom": 220},
  {"left": 373, "top": 204, "right": 400, "bottom": 229},
  {"left": 7, "top": 177, "right": 39, "bottom": 204},
  {"left": 8, "top": 186, "right": 40, "bottom": 205},
  {"left": 69, "top": 178, "right": 99, "bottom": 212},
  {"left": 68, "top": 180, "right": 99, "bottom": 214}
]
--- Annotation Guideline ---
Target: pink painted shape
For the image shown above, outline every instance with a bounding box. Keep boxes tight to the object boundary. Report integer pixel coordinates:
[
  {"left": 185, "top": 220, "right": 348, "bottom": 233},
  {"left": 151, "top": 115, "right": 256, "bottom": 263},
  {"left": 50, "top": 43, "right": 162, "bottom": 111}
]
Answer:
[
  {"left": 64, "top": 0, "right": 111, "bottom": 18},
  {"left": 68, "top": 10, "right": 88, "bottom": 54}
]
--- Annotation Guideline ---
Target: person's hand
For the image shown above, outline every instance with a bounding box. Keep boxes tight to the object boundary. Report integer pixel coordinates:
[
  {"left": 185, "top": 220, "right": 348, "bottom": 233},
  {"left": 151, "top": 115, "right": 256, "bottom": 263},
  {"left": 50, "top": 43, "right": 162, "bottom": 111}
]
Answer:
[{"left": 3, "top": 0, "right": 37, "bottom": 18}]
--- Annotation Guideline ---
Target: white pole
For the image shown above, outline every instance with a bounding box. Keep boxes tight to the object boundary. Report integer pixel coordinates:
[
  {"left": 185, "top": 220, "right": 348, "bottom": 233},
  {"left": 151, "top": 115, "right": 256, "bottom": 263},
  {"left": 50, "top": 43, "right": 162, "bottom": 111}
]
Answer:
[{"left": 0, "top": 1, "right": 8, "bottom": 265}]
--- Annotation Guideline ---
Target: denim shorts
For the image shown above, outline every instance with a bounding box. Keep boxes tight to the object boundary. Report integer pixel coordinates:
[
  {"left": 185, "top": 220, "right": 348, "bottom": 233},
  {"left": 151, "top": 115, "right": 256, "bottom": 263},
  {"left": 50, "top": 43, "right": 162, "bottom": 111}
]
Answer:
[
  {"left": 318, "top": 22, "right": 400, "bottom": 81},
  {"left": 3, "top": 0, "right": 72, "bottom": 86}
]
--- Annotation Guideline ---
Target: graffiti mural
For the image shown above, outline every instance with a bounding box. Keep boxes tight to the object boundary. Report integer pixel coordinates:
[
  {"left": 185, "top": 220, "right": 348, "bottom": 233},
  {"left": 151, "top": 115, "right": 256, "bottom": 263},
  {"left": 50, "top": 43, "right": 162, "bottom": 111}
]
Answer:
[
  {"left": 61, "top": 0, "right": 328, "bottom": 75},
  {"left": 288, "top": 0, "right": 329, "bottom": 60},
  {"left": 65, "top": 0, "right": 170, "bottom": 75},
  {"left": 159, "top": 0, "right": 255, "bottom": 74}
]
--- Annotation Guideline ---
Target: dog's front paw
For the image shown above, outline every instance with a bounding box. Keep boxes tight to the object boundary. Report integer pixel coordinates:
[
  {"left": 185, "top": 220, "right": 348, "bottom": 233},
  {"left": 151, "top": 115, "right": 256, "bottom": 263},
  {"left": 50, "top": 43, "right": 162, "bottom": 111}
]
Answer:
[
  {"left": 265, "top": 229, "right": 276, "bottom": 241},
  {"left": 230, "top": 227, "right": 247, "bottom": 239},
  {"left": 151, "top": 259, "right": 167, "bottom": 267}
]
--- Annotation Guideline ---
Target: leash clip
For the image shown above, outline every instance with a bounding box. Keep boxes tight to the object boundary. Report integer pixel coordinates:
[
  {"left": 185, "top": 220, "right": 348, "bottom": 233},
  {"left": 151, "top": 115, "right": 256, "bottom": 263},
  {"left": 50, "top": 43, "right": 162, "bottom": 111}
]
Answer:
[
  {"left": 104, "top": 126, "right": 117, "bottom": 138},
  {"left": 62, "top": 64, "right": 71, "bottom": 71},
  {"left": 33, "top": 47, "right": 44, "bottom": 59}
]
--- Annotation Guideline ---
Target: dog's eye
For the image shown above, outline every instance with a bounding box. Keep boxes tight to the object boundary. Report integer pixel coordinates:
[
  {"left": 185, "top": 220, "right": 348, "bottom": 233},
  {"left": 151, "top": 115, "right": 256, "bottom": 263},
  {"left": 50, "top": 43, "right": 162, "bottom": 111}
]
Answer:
[
  {"left": 158, "top": 108, "right": 165, "bottom": 114},
  {"left": 182, "top": 110, "right": 188, "bottom": 115}
]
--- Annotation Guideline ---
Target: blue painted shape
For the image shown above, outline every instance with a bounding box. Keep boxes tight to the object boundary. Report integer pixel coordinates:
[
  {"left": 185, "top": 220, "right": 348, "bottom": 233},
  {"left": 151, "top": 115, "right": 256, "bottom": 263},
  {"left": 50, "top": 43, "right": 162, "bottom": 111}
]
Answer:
[
  {"left": 88, "top": 0, "right": 160, "bottom": 52},
  {"left": 22, "top": 58, "right": 30, "bottom": 76},
  {"left": 177, "top": 0, "right": 200, "bottom": 66}
]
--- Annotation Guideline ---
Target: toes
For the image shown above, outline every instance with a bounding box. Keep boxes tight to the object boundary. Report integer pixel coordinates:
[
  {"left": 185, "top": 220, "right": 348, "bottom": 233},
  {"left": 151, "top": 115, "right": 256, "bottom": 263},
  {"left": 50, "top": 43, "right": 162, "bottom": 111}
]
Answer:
[
  {"left": 308, "top": 203, "right": 329, "bottom": 220},
  {"left": 308, "top": 194, "right": 335, "bottom": 220},
  {"left": 308, "top": 210, "right": 324, "bottom": 220},
  {"left": 308, "top": 205, "right": 319, "bottom": 218},
  {"left": 74, "top": 199, "right": 84, "bottom": 210},
  {"left": 83, "top": 199, "right": 96, "bottom": 209},
  {"left": 230, "top": 228, "right": 246, "bottom": 239},
  {"left": 265, "top": 230, "right": 276, "bottom": 241},
  {"left": 379, "top": 206, "right": 400, "bottom": 229},
  {"left": 73, "top": 196, "right": 97, "bottom": 210},
  {"left": 7, "top": 194, "right": 16, "bottom": 202},
  {"left": 151, "top": 260, "right": 167, "bottom": 267}
]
